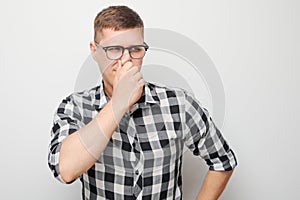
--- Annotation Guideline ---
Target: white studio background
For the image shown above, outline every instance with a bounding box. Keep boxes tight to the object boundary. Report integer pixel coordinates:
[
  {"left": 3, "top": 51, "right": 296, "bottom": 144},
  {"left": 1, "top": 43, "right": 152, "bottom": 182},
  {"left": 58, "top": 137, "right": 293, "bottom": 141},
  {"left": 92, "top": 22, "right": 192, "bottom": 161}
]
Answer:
[{"left": 0, "top": 0, "right": 299, "bottom": 199}]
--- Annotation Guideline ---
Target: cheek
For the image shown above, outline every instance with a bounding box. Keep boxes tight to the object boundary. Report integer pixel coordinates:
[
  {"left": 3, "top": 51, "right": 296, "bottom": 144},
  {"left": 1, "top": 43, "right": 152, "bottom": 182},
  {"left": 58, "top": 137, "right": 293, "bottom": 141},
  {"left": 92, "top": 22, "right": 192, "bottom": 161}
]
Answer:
[
  {"left": 95, "top": 54, "right": 115, "bottom": 74},
  {"left": 133, "top": 59, "right": 143, "bottom": 69}
]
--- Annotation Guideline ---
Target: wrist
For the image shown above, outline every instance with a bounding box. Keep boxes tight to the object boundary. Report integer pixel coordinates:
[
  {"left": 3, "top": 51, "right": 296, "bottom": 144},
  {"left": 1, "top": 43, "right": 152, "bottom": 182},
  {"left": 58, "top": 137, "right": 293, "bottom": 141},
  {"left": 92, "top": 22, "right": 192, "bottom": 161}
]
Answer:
[{"left": 109, "top": 97, "right": 128, "bottom": 119}]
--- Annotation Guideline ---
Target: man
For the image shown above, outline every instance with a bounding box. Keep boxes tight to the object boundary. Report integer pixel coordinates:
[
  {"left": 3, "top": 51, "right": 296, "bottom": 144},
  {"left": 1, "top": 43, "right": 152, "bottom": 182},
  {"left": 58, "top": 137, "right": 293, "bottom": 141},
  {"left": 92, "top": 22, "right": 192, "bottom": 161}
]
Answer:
[{"left": 48, "top": 5, "right": 237, "bottom": 200}]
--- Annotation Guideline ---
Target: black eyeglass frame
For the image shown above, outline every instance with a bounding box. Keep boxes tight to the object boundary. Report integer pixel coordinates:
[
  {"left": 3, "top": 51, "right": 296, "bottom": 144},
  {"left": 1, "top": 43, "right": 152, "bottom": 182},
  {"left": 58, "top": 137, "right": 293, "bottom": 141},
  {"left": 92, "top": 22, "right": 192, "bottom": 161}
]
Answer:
[{"left": 95, "top": 42, "right": 149, "bottom": 60}]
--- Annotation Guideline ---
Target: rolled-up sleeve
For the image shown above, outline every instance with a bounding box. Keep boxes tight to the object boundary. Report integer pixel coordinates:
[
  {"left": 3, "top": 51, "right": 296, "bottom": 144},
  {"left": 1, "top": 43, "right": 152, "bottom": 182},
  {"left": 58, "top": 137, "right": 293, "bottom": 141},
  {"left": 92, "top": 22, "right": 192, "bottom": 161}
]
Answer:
[
  {"left": 48, "top": 95, "right": 84, "bottom": 183},
  {"left": 183, "top": 91, "right": 237, "bottom": 171}
]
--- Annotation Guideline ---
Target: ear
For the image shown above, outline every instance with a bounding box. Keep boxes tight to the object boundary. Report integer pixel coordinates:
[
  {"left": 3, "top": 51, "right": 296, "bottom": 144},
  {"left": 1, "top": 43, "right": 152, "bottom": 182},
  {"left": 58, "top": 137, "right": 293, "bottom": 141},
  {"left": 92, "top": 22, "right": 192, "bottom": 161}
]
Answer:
[{"left": 90, "top": 41, "right": 97, "bottom": 60}]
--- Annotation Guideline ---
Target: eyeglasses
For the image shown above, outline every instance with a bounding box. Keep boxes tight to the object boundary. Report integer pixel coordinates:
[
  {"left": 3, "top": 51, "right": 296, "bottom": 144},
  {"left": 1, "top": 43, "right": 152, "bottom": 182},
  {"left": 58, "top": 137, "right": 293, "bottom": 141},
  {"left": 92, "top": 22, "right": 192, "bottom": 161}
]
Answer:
[{"left": 95, "top": 42, "right": 149, "bottom": 60}]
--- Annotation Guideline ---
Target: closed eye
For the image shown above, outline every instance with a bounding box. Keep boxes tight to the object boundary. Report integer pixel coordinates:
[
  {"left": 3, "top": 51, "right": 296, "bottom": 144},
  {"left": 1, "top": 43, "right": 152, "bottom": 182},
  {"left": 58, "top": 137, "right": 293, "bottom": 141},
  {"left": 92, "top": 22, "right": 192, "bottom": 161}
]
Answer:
[
  {"left": 107, "top": 46, "right": 123, "bottom": 52},
  {"left": 130, "top": 46, "right": 144, "bottom": 52}
]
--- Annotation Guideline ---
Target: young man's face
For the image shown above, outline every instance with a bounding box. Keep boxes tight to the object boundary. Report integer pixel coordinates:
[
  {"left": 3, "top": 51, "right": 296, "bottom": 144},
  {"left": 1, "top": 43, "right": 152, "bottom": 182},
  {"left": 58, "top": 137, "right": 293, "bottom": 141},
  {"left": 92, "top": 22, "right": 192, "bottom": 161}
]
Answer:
[{"left": 91, "top": 27, "right": 144, "bottom": 91}]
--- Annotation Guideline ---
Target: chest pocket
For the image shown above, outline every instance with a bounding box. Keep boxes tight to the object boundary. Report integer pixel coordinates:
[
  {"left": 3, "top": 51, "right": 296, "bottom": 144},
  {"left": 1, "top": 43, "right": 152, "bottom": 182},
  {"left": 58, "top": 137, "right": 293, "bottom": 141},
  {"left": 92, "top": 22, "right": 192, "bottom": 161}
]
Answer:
[{"left": 134, "top": 112, "right": 184, "bottom": 173}]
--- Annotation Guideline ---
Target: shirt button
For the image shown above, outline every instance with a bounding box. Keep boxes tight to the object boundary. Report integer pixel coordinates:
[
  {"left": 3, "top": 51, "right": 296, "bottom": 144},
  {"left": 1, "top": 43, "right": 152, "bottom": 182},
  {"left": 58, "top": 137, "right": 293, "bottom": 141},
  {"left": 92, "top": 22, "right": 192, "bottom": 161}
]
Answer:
[{"left": 135, "top": 170, "right": 139, "bottom": 175}]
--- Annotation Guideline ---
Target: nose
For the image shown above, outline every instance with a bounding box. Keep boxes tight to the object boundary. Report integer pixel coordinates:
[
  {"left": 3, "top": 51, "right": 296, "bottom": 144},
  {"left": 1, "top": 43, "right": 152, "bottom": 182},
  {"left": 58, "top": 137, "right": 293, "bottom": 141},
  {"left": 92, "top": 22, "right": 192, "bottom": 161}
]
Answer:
[{"left": 120, "top": 49, "right": 132, "bottom": 65}]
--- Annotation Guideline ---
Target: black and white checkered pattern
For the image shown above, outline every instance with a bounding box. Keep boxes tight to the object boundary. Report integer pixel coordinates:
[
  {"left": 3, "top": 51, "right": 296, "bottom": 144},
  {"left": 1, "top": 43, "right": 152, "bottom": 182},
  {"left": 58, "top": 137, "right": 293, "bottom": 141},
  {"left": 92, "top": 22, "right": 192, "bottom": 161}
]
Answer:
[{"left": 48, "top": 80, "right": 237, "bottom": 200}]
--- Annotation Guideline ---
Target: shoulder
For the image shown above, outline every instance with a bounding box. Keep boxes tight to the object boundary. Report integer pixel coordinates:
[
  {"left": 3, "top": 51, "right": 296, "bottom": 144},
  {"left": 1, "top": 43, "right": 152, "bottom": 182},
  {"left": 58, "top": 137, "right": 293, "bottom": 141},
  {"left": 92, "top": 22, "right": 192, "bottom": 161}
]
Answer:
[
  {"left": 61, "top": 85, "right": 99, "bottom": 106},
  {"left": 146, "top": 81, "right": 189, "bottom": 98},
  {"left": 55, "top": 85, "right": 100, "bottom": 119},
  {"left": 146, "top": 81, "right": 198, "bottom": 103}
]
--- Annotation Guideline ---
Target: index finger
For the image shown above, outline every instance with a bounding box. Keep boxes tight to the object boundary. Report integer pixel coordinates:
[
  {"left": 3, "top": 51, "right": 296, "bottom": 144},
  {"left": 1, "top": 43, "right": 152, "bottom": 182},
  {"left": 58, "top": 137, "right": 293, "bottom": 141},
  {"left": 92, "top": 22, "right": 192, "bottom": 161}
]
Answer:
[{"left": 122, "top": 61, "right": 133, "bottom": 71}]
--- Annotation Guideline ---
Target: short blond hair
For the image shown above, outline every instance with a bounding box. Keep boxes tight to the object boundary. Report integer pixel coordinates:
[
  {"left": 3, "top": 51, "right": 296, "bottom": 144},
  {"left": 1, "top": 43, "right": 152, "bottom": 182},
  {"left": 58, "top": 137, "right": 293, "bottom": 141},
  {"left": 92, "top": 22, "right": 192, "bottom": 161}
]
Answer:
[{"left": 94, "top": 5, "right": 144, "bottom": 42}]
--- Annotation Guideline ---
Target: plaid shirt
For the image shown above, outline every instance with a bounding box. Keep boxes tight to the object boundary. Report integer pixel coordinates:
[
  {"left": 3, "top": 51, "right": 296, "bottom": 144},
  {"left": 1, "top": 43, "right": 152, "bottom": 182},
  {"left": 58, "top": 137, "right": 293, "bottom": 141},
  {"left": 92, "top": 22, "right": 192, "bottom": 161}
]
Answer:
[{"left": 48, "top": 80, "right": 237, "bottom": 200}]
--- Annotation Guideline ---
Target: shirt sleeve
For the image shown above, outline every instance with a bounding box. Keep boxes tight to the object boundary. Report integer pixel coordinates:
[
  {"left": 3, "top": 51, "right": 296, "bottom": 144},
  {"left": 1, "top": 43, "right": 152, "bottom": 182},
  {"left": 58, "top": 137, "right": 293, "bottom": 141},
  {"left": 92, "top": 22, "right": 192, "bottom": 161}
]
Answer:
[
  {"left": 183, "top": 91, "right": 237, "bottom": 171},
  {"left": 48, "top": 95, "right": 84, "bottom": 183}
]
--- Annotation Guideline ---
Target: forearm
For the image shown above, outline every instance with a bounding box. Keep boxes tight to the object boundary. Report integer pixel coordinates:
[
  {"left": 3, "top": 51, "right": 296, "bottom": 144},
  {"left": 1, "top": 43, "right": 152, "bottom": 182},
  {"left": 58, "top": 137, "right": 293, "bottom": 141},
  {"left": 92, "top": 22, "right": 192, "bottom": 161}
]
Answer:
[
  {"left": 196, "top": 169, "right": 234, "bottom": 200},
  {"left": 59, "top": 99, "right": 125, "bottom": 182}
]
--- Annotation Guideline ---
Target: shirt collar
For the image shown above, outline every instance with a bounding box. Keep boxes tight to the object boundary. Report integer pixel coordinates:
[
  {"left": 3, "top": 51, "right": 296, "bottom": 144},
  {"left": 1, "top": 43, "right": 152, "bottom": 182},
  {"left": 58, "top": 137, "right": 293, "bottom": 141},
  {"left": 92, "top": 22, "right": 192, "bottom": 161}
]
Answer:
[{"left": 94, "top": 80, "right": 160, "bottom": 111}]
